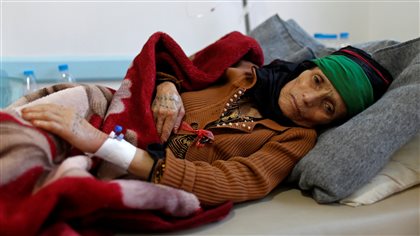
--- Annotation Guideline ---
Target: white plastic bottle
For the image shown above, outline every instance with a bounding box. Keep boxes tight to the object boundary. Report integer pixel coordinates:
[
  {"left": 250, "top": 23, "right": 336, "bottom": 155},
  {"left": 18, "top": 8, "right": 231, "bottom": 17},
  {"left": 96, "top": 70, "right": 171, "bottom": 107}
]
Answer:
[
  {"left": 0, "top": 70, "right": 11, "bottom": 107},
  {"left": 339, "top": 32, "right": 350, "bottom": 48},
  {"left": 314, "top": 33, "right": 338, "bottom": 48},
  {"left": 23, "top": 70, "right": 38, "bottom": 94},
  {"left": 58, "top": 64, "right": 76, "bottom": 83}
]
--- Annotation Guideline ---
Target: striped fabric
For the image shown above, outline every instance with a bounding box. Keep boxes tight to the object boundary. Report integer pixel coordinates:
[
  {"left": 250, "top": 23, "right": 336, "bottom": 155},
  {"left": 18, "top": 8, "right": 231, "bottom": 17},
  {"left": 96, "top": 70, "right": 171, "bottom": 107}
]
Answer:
[{"left": 156, "top": 65, "right": 317, "bottom": 205}]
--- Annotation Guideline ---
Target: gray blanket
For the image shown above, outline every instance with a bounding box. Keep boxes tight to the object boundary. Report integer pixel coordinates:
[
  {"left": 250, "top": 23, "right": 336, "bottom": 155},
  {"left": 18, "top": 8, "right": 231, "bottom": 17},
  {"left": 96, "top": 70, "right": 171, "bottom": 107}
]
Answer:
[{"left": 250, "top": 15, "right": 420, "bottom": 203}]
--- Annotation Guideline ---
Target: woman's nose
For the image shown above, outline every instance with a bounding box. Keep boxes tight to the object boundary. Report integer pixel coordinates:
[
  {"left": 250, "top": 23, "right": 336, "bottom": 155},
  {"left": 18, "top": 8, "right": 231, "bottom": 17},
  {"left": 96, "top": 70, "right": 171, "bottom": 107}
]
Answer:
[
  {"left": 302, "top": 93, "right": 316, "bottom": 107},
  {"left": 302, "top": 90, "right": 329, "bottom": 107}
]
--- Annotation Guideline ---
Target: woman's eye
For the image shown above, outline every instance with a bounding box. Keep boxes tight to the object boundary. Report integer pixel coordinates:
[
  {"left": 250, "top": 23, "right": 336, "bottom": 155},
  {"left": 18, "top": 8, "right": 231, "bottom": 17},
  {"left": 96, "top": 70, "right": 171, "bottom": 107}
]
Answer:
[
  {"left": 313, "top": 75, "right": 322, "bottom": 84},
  {"left": 324, "top": 103, "right": 334, "bottom": 114}
]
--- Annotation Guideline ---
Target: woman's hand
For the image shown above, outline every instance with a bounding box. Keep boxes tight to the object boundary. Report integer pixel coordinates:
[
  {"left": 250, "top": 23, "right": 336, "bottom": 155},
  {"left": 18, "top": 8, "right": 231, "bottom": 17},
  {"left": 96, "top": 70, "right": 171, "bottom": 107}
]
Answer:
[
  {"left": 152, "top": 81, "right": 185, "bottom": 142},
  {"left": 21, "top": 104, "right": 107, "bottom": 153}
]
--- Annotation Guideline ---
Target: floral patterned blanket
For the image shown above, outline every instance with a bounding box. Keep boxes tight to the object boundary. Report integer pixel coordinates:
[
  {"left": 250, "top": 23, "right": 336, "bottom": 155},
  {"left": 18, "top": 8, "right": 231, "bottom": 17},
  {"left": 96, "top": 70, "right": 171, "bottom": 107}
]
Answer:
[{"left": 0, "top": 31, "right": 263, "bottom": 235}]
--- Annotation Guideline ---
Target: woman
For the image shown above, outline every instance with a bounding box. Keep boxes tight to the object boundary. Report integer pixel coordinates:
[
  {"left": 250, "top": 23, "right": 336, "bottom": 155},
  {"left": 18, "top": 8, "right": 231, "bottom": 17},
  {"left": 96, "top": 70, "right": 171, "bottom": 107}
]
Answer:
[{"left": 22, "top": 46, "right": 393, "bottom": 205}]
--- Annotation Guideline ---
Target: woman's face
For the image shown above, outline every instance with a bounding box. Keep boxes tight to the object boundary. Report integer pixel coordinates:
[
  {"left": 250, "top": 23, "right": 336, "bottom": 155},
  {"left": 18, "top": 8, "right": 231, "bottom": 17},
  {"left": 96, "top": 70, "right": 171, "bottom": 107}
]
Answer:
[{"left": 278, "top": 67, "right": 347, "bottom": 128}]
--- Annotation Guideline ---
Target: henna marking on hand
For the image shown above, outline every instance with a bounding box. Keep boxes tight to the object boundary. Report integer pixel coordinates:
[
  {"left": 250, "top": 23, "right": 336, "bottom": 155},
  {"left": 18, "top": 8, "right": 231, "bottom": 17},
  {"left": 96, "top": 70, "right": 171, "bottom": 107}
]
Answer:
[{"left": 72, "top": 113, "right": 84, "bottom": 136}]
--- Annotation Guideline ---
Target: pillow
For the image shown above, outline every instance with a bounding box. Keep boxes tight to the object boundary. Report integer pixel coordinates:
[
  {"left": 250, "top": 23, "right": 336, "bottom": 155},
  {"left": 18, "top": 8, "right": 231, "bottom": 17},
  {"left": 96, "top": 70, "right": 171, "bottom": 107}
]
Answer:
[
  {"left": 340, "top": 133, "right": 420, "bottom": 207},
  {"left": 250, "top": 14, "right": 420, "bottom": 203},
  {"left": 249, "top": 15, "right": 317, "bottom": 63}
]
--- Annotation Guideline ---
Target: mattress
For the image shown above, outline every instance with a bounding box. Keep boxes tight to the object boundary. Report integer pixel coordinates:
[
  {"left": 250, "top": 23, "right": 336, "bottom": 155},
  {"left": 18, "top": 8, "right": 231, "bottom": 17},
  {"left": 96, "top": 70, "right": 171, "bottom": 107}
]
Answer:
[{"left": 157, "top": 186, "right": 419, "bottom": 235}]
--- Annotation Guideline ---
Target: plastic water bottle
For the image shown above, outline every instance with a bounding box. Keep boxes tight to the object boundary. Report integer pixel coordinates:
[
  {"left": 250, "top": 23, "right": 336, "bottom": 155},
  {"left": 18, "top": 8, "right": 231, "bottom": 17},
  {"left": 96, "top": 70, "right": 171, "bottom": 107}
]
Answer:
[
  {"left": 23, "top": 70, "right": 38, "bottom": 95},
  {"left": 314, "top": 33, "right": 338, "bottom": 48},
  {"left": 58, "top": 64, "right": 76, "bottom": 83},
  {"left": 0, "top": 70, "right": 11, "bottom": 108},
  {"left": 339, "top": 32, "right": 350, "bottom": 48}
]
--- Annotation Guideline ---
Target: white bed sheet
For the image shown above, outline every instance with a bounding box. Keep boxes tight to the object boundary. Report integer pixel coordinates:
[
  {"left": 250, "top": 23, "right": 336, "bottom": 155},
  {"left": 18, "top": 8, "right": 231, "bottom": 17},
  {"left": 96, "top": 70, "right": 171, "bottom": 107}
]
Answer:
[{"left": 151, "top": 186, "right": 419, "bottom": 235}]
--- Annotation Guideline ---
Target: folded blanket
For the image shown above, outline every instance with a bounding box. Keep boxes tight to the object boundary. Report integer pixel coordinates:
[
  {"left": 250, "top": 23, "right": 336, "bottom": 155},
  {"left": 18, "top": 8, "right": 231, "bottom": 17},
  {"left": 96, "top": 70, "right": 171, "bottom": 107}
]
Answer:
[{"left": 0, "top": 31, "right": 263, "bottom": 235}]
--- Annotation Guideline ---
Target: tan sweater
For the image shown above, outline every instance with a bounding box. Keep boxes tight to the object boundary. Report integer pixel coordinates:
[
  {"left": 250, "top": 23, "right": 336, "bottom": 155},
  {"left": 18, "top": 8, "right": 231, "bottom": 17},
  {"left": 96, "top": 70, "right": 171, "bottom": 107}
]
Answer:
[{"left": 157, "top": 66, "right": 317, "bottom": 205}]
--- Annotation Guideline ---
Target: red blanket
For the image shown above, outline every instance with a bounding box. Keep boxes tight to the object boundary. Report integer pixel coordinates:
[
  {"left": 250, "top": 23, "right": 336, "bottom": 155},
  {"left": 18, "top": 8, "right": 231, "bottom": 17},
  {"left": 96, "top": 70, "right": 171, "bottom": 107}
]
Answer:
[
  {"left": 0, "top": 31, "right": 263, "bottom": 235},
  {"left": 102, "top": 31, "right": 263, "bottom": 148}
]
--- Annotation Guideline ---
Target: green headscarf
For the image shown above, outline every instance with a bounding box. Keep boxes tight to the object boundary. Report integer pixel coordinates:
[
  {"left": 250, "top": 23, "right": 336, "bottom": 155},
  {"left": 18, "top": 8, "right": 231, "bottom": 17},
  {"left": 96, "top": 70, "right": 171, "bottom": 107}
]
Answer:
[{"left": 312, "top": 55, "right": 374, "bottom": 116}]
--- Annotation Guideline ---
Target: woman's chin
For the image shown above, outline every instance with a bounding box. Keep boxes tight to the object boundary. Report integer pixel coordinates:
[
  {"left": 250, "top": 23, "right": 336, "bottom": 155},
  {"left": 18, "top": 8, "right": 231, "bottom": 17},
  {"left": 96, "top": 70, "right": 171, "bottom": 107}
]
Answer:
[{"left": 290, "top": 118, "right": 313, "bottom": 128}]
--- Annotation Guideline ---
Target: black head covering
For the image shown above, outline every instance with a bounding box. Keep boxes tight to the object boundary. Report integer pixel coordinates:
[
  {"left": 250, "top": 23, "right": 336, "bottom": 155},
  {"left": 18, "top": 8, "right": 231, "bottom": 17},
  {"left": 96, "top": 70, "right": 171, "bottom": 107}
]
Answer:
[{"left": 331, "top": 46, "right": 394, "bottom": 101}]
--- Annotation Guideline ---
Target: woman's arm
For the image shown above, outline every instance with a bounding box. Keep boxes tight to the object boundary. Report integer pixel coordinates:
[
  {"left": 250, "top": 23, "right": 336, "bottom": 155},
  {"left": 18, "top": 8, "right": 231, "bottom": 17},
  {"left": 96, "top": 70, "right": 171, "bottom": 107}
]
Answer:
[
  {"left": 21, "top": 104, "right": 155, "bottom": 180},
  {"left": 154, "top": 128, "right": 317, "bottom": 205}
]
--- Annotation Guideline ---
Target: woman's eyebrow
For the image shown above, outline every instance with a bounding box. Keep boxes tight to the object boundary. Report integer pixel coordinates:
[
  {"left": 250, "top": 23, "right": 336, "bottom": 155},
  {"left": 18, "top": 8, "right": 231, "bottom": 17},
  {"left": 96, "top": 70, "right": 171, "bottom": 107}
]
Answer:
[{"left": 318, "top": 72, "right": 329, "bottom": 83}]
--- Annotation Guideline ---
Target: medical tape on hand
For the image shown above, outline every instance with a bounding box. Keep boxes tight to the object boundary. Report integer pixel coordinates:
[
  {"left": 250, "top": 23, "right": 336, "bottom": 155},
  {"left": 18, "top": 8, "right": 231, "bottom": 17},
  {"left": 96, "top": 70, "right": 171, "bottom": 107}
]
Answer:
[{"left": 94, "top": 137, "right": 137, "bottom": 170}]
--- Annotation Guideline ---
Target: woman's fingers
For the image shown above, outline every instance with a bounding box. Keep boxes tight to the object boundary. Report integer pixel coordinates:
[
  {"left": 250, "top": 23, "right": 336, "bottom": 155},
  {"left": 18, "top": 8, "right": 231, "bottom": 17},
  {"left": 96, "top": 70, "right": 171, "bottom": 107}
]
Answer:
[
  {"left": 161, "top": 103, "right": 185, "bottom": 142},
  {"left": 155, "top": 112, "right": 164, "bottom": 136},
  {"left": 160, "top": 111, "right": 178, "bottom": 142},
  {"left": 22, "top": 104, "right": 69, "bottom": 123},
  {"left": 155, "top": 104, "right": 177, "bottom": 142},
  {"left": 22, "top": 105, "right": 64, "bottom": 131},
  {"left": 20, "top": 103, "right": 107, "bottom": 153},
  {"left": 22, "top": 103, "right": 76, "bottom": 137},
  {"left": 22, "top": 103, "right": 61, "bottom": 113},
  {"left": 22, "top": 109, "right": 63, "bottom": 123},
  {"left": 30, "top": 119, "right": 63, "bottom": 134},
  {"left": 173, "top": 105, "right": 185, "bottom": 133}
]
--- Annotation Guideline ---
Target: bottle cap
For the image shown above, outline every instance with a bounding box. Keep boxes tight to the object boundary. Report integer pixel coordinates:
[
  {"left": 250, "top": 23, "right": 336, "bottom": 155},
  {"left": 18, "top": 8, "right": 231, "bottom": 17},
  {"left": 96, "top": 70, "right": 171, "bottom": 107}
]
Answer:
[
  {"left": 340, "top": 32, "right": 350, "bottom": 39},
  {"left": 314, "top": 33, "right": 338, "bottom": 39},
  {"left": 58, "top": 64, "right": 69, "bottom": 71},
  {"left": 23, "top": 70, "right": 34, "bottom": 76},
  {"left": 114, "top": 125, "right": 123, "bottom": 133}
]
